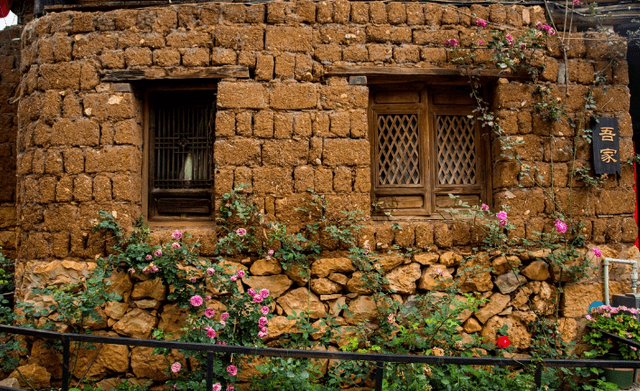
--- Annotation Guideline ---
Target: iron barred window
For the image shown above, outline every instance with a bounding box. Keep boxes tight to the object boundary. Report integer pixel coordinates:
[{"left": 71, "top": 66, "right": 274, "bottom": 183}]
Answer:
[
  {"left": 369, "top": 85, "right": 490, "bottom": 218},
  {"left": 145, "top": 88, "right": 216, "bottom": 221}
]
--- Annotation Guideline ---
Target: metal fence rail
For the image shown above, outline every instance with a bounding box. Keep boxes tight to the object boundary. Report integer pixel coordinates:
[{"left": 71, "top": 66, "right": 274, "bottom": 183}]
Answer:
[{"left": 1, "top": 324, "right": 640, "bottom": 391}]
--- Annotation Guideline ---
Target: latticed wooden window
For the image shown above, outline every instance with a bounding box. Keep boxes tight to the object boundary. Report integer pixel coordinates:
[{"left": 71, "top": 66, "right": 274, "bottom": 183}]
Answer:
[
  {"left": 370, "top": 85, "right": 490, "bottom": 217},
  {"left": 145, "top": 88, "right": 216, "bottom": 221}
]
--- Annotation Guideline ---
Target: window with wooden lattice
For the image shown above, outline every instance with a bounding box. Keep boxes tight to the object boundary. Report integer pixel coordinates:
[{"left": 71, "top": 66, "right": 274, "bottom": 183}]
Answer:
[
  {"left": 144, "top": 87, "right": 216, "bottom": 222},
  {"left": 369, "top": 84, "right": 490, "bottom": 217}
]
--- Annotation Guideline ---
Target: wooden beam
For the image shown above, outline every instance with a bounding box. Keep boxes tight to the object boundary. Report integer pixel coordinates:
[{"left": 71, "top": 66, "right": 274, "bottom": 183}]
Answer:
[{"left": 102, "top": 66, "right": 250, "bottom": 82}]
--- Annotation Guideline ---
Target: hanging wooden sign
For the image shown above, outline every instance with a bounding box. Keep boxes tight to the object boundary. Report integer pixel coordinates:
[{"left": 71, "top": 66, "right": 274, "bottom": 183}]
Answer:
[{"left": 592, "top": 117, "right": 620, "bottom": 176}]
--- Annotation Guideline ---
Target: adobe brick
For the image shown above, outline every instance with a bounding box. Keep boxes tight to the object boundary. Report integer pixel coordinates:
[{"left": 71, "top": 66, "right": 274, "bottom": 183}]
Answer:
[
  {"left": 329, "top": 111, "right": 350, "bottom": 137},
  {"left": 80, "top": 61, "right": 100, "bottom": 91},
  {"left": 414, "top": 29, "right": 454, "bottom": 45},
  {"left": 43, "top": 204, "right": 78, "bottom": 232},
  {"left": 407, "top": 3, "right": 425, "bottom": 25},
  {"left": 214, "top": 168, "right": 233, "bottom": 196},
  {"left": 40, "top": 176, "right": 56, "bottom": 204},
  {"left": 178, "top": 5, "right": 201, "bottom": 28},
  {"left": 343, "top": 45, "right": 368, "bottom": 62},
  {"left": 32, "top": 150, "right": 45, "bottom": 175},
  {"left": 387, "top": 2, "right": 407, "bottom": 25},
  {"left": 236, "top": 112, "right": 252, "bottom": 137},
  {"left": 613, "top": 61, "right": 629, "bottom": 85},
  {"left": 182, "top": 48, "right": 210, "bottom": 67},
  {"left": 542, "top": 136, "right": 572, "bottom": 162},
  {"left": 314, "top": 167, "right": 333, "bottom": 193},
  {"left": 101, "top": 122, "right": 115, "bottom": 145},
  {"left": 254, "top": 111, "right": 274, "bottom": 138},
  {"left": 333, "top": 166, "right": 352, "bottom": 193},
  {"left": 270, "top": 82, "right": 317, "bottom": 110},
  {"left": 237, "top": 51, "right": 256, "bottom": 69},
  {"left": 350, "top": 2, "right": 368, "bottom": 23},
  {"left": 323, "top": 139, "right": 369, "bottom": 166},
  {"left": 199, "top": 4, "right": 220, "bottom": 25},
  {"left": 294, "top": 166, "right": 314, "bottom": 192},
  {"left": 367, "top": 26, "right": 412, "bottom": 44},
  {"left": 85, "top": 146, "right": 142, "bottom": 173},
  {"left": 275, "top": 53, "right": 296, "bottom": 80},
  {"left": 255, "top": 54, "right": 274, "bottom": 81},
  {"left": 295, "top": 0, "right": 316, "bottom": 23},
  {"left": 218, "top": 82, "right": 268, "bottom": 109},
  {"left": 210, "top": 48, "right": 237, "bottom": 65},
  {"left": 253, "top": 166, "right": 293, "bottom": 195},
  {"left": 153, "top": 8, "right": 177, "bottom": 32},
  {"left": 369, "top": 1, "right": 387, "bottom": 24},
  {"left": 423, "top": 3, "right": 443, "bottom": 25},
  {"left": 73, "top": 33, "right": 118, "bottom": 59},
  {"left": 353, "top": 167, "right": 370, "bottom": 193},
  {"left": 263, "top": 140, "right": 309, "bottom": 166},
  {"left": 124, "top": 47, "right": 152, "bottom": 67},
  {"left": 214, "top": 139, "right": 261, "bottom": 166},
  {"left": 234, "top": 166, "right": 253, "bottom": 192},
  {"left": 394, "top": 45, "right": 420, "bottom": 63},
  {"left": 489, "top": 4, "right": 506, "bottom": 23},
  {"left": 368, "top": 44, "right": 393, "bottom": 62},
  {"left": 293, "top": 112, "right": 312, "bottom": 138},
  {"left": 114, "top": 119, "right": 141, "bottom": 145},
  {"left": 310, "top": 137, "right": 323, "bottom": 165},
  {"left": 93, "top": 175, "right": 112, "bottom": 202},
  {"left": 166, "top": 31, "right": 211, "bottom": 48},
  {"left": 334, "top": 0, "right": 350, "bottom": 23},
  {"left": 317, "top": 1, "right": 333, "bottom": 23},
  {"left": 493, "top": 161, "right": 519, "bottom": 188},
  {"left": 266, "top": 26, "right": 313, "bottom": 53},
  {"left": 53, "top": 33, "right": 73, "bottom": 63},
  {"left": 83, "top": 93, "right": 136, "bottom": 122},
  {"left": 441, "top": 7, "right": 459, "bottom": 25},
  {"left": 245, "top": 3, "right": 265, "bottom": 23},
  {"left": 39, "top": 63, "right": 81, "bottom": 90},
  {"left": 319, "top": 85, "right": 368, "bottom": 110},
  {"left": 112, "top": 173, "right": 140, "bottom": 202},
  {"left": 295, "top": 54, "right": 313, "bottom": 81},
  {"left": 153, "top": 48, "right": 180, "bottom": 67},
  {"left": 266, "top": 1, "right": 286, "bottom": 24},
  {"left": 274, "top": 113, "right": 294, "bottom": 139},
  {"left": 45, "top": 150, "right": 63, "bottom": 175},
  {"left": 100, "top": 50, "right": 126, "bottom": 69},
  {"left": 51, "top": 118, "right": 100, "bottom": 147},
  {"left": 312, "top": 112, "right": 330, "bottom": 137},
  {"left": 73, "top": 174, "right": 93, "bottom": 201},
  {"left": 216, "top": 111, "right": 235, "bottom": 138},
  {"left": 314, "top": 44, "right": 342, "bottom": 63},
  {"left": 215, "top": 26, "right": 264, "bottom": 51}
]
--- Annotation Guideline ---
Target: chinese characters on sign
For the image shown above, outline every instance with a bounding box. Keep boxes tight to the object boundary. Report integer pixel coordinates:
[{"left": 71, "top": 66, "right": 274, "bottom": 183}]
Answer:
[{"left": 592, "top": 117, "right": 620, "bottom": 176}]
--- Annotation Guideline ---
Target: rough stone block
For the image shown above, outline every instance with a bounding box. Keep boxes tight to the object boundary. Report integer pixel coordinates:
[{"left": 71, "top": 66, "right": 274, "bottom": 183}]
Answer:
[
  {"left": 274, "top": 113, "right": 293, "bottom": 139},
  {"left": 275, "top": 53, "right": 295, "bottom": 80},
  {"left": 323, "top": 139, "right": 369, "bottom": 166},
  {"left": 254, "top": 111, "right": 274, "bottom": 138},
  {"left": 294, "top": 166, "right": 314, "bottom": 192},
  {"left": 293, "top": 112, "right": 312, "bottom": 137},
  {"left": 93, "top": 175, "right": 112, "bottom": 202},
  {"left": 214, "top": 139, "right": 261, "bottom": 167},
  {"left": 218, "top": 82, "right": 268, "bottom": 109},
  {"left": 85, "top": 146, "right": 142, "bottom": 173},
  {"left": 215, "top": 111, "right": 235, "bottom": 137},
  {"left": 263, "top": 140, "right": 308, "bottom": 166},
  {"left": 255, "top": 54, "right": 274, "bottom": 81},
  {"left": 333, "top": 166, "right": 352, "bottom": 193},
  {"left": 51, "top": 118, "right": 100, "bottom": 147},
  {"left": 182, "top": 48, "right": 209, "bottom": 67},
  {"left": 369, "top": 1, "right": 387, "bottom": 23},
  {"left": 253, "top": 166, "right": 293, "bottom": 195},
  {"left": 210, "top": 48, "right": 237, "bottom": 65},
  {"left": 266, "top": 26, "right": 313, "bottom": 52},
  {"left": 112, "top": 174, "right": 141, "bottom": 202},
  {"left": 270, "top": 82, "right": 316, "bottom": 110}
]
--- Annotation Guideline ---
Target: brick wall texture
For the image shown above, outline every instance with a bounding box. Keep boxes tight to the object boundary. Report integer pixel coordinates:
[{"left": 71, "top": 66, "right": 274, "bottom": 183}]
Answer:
[
  {"left": 0, "top": 25, "right": 21, "bottom": 259},
  {"left": 4, "top": 1, "right": 639, "bottom": 380}
]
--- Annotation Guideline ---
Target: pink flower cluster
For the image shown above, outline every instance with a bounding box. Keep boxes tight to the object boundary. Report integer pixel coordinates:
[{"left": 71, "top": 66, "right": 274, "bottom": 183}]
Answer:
[
  {"left": 496, "top": 211, "right": 508, "bottom": 226},
  {"left": 445, "top": 38, "right": 458, "bottom": 47},
  {"left": 536, "top": 22, "right": 556, "bottom": 36},
  {"left": 475, "top": 19, "right": 487, "bottom": 27},
  {"left": 248, "top": 288, "right": 270, "bottom": 303},
  {"left": 172, "top": 230, "right": 183, "bottom": 240},
  {"left": 236, "top": 228, "right": 247, "bottom": 237},
  {"left": 153, "top": 249, "right": 163, "bottom": 257},
  {"left": 265, "top": 249, "right": 275, "bottom": 260},
  {"left": 592, "top": 247, "right": 602, "bottom": 258},
  {"left": 555, "top": 219, "right": 567, "bottom": 234},
  {"left": 589, "top": 304, "right": 640, "bottom": 317},
  {"left": 230, "top": 270, "right": 246, "bottom": 282},
  {"left": 142, "top": 263, "right": 159, "bottom": 274},
  {"left": 190, "top": 295, "right": 203, "bottom": 307}
]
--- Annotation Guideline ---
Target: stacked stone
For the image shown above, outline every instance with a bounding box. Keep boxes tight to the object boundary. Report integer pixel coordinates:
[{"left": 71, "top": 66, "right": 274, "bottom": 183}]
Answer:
[
  {"left": 0, "top": 26, "right": 21, "bottom": 258},
  {"left": 5, "top": 0, "right": 638, "bottom": 389}
]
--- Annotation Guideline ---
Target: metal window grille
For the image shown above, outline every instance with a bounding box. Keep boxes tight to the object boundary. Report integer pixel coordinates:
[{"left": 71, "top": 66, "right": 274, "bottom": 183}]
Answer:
[
  {"left": 436, "top": 114, "right": 477, "bottom": 185},
  {"left": 377, "top": 113, "right": 421, "bottom": 186},
  {"left": 151, "top": 92, "right": 215, "bottom": 192}
]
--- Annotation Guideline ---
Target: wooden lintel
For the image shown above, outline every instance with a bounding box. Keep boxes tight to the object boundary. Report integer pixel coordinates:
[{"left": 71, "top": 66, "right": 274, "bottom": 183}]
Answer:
[
  {"left": 325, "top": 66, "right": 514, "bottom": 79},
  {"left": 102, "top": 66, "right": 250, "bottom": 82}
]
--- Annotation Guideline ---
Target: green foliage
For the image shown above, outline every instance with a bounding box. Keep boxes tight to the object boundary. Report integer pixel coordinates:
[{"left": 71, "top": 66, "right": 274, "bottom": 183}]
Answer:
[
  {"left": 251, "top": 358, "right": 331, "bottom": 391},
  {"left": 583, "top": 305, "right": 640, "bottom": 360}
]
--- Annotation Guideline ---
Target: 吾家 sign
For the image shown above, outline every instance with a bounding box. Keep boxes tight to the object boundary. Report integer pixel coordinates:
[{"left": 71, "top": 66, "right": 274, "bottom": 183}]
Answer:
[{"left": 592, "top": 117, "right": 620, "bottom": 176}]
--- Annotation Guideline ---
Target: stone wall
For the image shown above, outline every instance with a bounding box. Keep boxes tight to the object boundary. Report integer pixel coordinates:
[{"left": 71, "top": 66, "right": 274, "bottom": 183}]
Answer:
[
  {"left": 0, "top": 26, "right": 21, "bottom": 259},
  {"left": 7, "top": 0, "right": 640, "bottom": 388}
]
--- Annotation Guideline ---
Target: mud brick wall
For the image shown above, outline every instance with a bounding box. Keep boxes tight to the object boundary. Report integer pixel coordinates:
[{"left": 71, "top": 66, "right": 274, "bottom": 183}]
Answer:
[
  {"left": 0, "top": 26, "right": 21, "bottom": 259},
  {"left": 5, "top": 1, "right": 640, "bottom": 388}
]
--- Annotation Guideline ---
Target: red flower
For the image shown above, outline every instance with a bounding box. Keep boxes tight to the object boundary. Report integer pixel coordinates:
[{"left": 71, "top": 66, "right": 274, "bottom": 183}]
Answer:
[{"left": 497, "top": 336, "right": 511, "bottom": 349}]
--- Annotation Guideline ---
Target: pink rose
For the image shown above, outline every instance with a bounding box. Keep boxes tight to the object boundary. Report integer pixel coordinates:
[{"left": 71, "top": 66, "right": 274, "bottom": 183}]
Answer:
[
  {"left": 481, "top": 204, "right": 489, "bottom": 211},
  {"left": 189, "top": 277, "right": 196, "bottom": 283},
  {"left": 252, "top": 295, "right": 263, "bottom": 303},
  {"left": 205, "top": 295, "right": 211, "bottom": 300},
  {"left": 259, "top": 316, "right": 268, "bottom": 327},
  {"left": 206, "top": 268, "right": 214, "bottom": 276},
  {"left": 221, "top": 312, "right": 229, "bottom": 321},
  {"left": 205, "top": 308, "right": 215, "bottom": 318},
  {"left": 236, "top": 228, "right": 247, "bottom": 237},
  {"left": 237, "top": 270, "right": 246, "bottom": 278},
  {"left": 206, "top": 328, "right": 216, "bottom": 338},
  {"left": 555, "top": 219, "right": 567, "bottom": 234},
  {"left": 506, "top": 34, "right": 513, "bottom": 42},
  {"left": 258, "top": 330, "right": 268, "bottom": 339},
  {"left": 226, "top": 386, "right": 235, "bottom": 391},
  {"left": 172, "top": 230, "right": 183, "bottom": 240},
  {"left": 247, "top": 288, "right": 256, "bottom": 296},
  {"left": 267, "top": 249, "right": 274, "bottom": 256},
  {"left": 388, "top": 313, "right": 395, "bottom": 323},
  {"left": 153, "top": 249, "right": 162, "bottom": 257},
  {"left": 227, "top": 365, "right": 237, "bottom": 376},
  {"left": 259, "top": 289, "right": 270, "bottom": 299},
  {"left": 496, "top": 211, "right": 508, "bottom": 221},
  {"left": 574, "top": 0, "right": 580, "bottom": 4},
  {"left": 219, "top": 320, "right": 226, "bottom": 327},
  {"left": 190, "top": 295, "right": 203, "bottom": 307},
  {"left": 520, "top": 43, "right": 527, "bottom": 50},
  {"left": 445, "top": 38, "right": 458, "bottom": 47},
  {"left": 261, "top": 306, "right": 270, "bottom": 315},
  {"left": 146, "top": 254, "right": 153, "bottom": 261},
  {"left": 499, "top": 220, "right": 507, "bottom": 227},
  {"left": 592, "top": 247, "right": 602, "bottom": 258},
  {"left": 230, "top": 275, "right": 237, "bottom": 282},
  {"left": 475, "top": 19, "right": 487, "bottom": 27},
  {"left": 212, "top": 383, "right": 222, "bottom": 391},
  {"left": 172, "top": 242, "right": 181, "bottom": 249},
  {"left": 171, "top": 362, "right": 181, "bottom": 373}
]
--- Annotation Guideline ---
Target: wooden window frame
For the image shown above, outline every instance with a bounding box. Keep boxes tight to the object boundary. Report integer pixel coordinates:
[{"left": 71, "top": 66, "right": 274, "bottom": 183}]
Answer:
[
  {"left": 369, "top": 83, "right": 491, "bottom": 219},
  {"left": 143, "top": 85, "right": 217, "bottom": 225}
]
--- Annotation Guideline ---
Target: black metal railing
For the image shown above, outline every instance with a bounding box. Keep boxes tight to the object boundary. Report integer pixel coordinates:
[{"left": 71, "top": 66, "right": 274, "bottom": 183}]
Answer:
[{"left": 1, "top": 324, "right": 640, "bottom": 391}]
